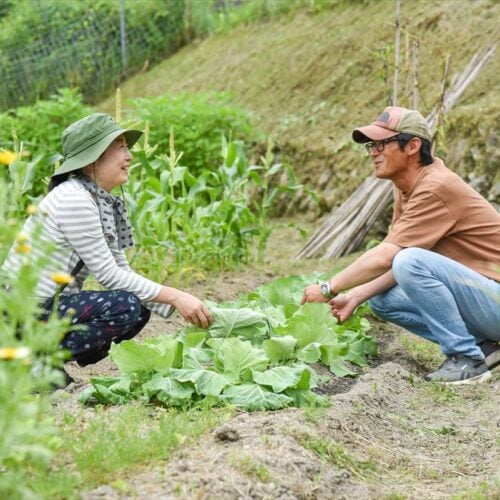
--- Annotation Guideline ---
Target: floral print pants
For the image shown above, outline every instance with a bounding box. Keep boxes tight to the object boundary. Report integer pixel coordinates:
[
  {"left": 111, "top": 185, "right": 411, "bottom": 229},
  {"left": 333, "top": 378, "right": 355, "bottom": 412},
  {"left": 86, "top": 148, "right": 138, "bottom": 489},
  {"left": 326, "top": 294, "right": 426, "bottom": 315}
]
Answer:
[{"left": 45, "top": 290, "right": 150, "bottom": 366}]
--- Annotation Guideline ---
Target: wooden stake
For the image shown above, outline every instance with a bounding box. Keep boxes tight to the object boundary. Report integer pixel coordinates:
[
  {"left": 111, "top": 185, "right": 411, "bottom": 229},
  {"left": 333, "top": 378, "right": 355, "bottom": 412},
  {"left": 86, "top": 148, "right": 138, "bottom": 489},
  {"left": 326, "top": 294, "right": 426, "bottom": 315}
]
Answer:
[
  {"left": 393, "top": 0, "right": 401, "bottom": 106},
  {"left": 412, "top": 39, "right": 420, "bottom": 109}
]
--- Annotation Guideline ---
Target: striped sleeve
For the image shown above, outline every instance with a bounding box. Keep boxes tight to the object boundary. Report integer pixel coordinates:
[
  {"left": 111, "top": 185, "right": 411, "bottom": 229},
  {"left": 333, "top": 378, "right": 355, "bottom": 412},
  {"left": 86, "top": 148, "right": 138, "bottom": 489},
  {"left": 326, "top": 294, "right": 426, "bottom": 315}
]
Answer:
[{"left": 54, "top": 184, "right": 162, "bottom": 302}]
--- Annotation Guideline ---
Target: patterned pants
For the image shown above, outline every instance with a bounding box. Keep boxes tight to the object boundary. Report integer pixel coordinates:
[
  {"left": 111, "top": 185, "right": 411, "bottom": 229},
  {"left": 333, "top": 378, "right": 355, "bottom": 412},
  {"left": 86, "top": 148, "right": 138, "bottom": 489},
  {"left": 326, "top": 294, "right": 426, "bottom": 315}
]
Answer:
[{"left": 44, "top": 290, "right": 151, "bottom": 366}]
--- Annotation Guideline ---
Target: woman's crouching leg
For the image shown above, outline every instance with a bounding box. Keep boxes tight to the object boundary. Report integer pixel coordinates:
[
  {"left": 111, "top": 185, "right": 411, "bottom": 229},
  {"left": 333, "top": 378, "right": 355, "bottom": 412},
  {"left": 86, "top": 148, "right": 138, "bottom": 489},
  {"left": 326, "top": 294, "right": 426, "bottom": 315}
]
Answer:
[{"left": 57, "top": 290, "right": 151, "bottom": 366}]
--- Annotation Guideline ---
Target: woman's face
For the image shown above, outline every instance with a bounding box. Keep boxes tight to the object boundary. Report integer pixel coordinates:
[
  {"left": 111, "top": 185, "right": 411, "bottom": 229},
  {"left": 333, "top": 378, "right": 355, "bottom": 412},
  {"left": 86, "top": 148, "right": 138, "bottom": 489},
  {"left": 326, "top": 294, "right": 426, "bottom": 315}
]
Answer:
[{"left": 89, "top": 135, "right": 132, "bottom": 191}]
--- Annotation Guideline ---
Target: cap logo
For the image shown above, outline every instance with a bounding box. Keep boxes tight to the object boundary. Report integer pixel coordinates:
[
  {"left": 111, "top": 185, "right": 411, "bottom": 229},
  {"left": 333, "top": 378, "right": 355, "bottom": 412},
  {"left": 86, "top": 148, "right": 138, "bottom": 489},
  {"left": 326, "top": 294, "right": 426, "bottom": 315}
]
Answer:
[{"left": 377, "top": 111, "right": 391, "bottom": 123}]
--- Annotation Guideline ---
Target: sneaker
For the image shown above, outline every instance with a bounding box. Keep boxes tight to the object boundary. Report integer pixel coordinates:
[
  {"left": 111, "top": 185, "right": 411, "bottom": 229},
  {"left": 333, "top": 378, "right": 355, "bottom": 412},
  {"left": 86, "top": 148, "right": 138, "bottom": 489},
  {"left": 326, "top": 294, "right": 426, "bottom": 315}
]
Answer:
[
  {"left": 479, "top": 339, "right": 500, "bottom": 370},
  {"left": 425, "top": 354, "right": 491, "bottom": 385}
]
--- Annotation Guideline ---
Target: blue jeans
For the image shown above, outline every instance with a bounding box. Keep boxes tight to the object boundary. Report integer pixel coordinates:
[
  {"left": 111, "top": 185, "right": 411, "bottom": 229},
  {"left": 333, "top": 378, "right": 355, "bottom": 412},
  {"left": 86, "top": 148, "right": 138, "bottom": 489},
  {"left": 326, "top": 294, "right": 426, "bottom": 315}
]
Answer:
[{"left": 369, "top": 248, "right": 500, "bottom": 360}]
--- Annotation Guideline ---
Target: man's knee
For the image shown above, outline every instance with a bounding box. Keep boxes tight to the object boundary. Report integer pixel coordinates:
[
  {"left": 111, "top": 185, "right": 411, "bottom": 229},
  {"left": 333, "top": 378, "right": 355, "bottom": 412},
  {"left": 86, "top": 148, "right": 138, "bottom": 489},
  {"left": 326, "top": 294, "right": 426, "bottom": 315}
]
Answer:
[
  {"left": 369, "top": 293, "right": 390, "bottom": 317},
  {"left": 392, "top": 247, "right": 429, "bottom": 283}
]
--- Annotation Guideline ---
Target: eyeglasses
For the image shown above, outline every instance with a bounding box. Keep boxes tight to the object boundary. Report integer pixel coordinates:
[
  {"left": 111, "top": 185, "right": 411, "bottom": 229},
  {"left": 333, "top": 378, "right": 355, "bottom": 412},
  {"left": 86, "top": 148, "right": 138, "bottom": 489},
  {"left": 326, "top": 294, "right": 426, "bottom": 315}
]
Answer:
[{"left": 364, "top": 137, "right": 399, "bottom": 154}]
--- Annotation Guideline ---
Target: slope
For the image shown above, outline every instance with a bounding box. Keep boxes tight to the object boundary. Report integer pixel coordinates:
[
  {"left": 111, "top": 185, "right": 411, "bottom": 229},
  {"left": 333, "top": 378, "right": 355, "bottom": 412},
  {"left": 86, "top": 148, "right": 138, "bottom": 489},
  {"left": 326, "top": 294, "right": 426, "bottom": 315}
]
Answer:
[{"left": 98, "top": 0, "right": 500, "bottom": 214}]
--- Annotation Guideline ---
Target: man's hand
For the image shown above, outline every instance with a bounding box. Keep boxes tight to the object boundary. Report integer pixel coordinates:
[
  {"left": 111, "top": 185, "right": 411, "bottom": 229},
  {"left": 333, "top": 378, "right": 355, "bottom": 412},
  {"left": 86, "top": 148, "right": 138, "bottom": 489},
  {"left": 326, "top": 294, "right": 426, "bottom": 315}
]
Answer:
[
  {"left": 329, "top": 293, "right": 359, "bottom": 323},
  {"left": 169, "top": 290, "right": 213, "bottom": 328},
  {"left": 301, "top": 284, "right": 330, "bottom": 305}
]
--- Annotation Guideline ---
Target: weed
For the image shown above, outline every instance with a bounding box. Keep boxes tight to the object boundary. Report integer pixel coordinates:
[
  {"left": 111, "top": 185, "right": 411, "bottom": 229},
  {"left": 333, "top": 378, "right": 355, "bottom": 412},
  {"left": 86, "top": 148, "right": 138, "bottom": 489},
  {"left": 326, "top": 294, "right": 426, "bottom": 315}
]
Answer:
[
  {"left": 400, "top": 335, "right": 442, "bottom": 369},
  {"left": 25, "top": 404, "right": 233, "bottom": 497},
  {"left": 452, "top": 479, "right": 500, "bottom": 499},
  {"left": 422, "top": 382, "right": 461, "bottom": 404},
  {"left": 229, "top": 453, "right": 273, "bottom": 483},
  {"left": 421, "top": 426, "right": 458, "bottom": 436},
  {"left": 302, "top": 406, "right": 328, "bottom": 426},
  {"left": 296, "top": 432, "right": 377, "bottom": 480}
]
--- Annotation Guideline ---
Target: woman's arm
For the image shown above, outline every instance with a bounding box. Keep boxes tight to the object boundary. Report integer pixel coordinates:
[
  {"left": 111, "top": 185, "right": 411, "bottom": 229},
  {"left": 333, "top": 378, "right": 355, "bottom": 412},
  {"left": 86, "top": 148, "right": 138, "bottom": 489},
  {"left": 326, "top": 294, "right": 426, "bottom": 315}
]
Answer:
[{"left": 57, "top": 187, "right": 212, "bottom": 327}]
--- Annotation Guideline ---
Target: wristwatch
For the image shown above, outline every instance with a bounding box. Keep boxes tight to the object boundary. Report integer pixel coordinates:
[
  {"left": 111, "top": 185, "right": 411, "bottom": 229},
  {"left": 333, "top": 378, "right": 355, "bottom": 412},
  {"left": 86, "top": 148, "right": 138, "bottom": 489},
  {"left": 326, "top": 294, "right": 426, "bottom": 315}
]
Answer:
[{"left": 320, "top": 281, "right": 335, "bottom": 299}]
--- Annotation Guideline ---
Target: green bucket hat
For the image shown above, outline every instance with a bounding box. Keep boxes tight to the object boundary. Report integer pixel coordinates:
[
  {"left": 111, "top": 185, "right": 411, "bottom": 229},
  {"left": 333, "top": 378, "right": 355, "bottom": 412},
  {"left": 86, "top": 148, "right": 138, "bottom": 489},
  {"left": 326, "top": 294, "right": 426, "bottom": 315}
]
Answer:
[{"left": 52, "top": 113, "right": 142, "bottom": 178}]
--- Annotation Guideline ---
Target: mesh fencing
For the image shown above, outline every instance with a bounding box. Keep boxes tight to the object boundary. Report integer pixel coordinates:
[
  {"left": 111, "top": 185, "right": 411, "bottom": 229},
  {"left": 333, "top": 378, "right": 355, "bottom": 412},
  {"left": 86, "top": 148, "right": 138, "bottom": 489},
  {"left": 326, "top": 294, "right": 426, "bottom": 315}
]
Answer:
[{"left": 0, "top": 1, "right": 186, "bottom": 111}]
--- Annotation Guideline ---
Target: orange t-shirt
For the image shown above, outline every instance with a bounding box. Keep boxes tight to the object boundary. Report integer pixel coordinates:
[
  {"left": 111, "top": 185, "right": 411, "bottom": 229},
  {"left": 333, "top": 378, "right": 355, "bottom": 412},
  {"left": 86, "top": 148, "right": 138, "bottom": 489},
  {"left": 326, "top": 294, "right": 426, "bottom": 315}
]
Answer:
[{"left": 384, "top": 158, "right": 500, "bottom": 282}]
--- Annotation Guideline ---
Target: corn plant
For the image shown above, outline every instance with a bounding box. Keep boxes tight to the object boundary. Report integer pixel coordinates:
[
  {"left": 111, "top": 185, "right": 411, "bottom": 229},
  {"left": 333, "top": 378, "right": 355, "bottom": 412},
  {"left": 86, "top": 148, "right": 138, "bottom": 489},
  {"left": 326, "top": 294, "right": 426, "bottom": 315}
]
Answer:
[{"left": 124, "top": 132, "right": 305, "bottom": 279}]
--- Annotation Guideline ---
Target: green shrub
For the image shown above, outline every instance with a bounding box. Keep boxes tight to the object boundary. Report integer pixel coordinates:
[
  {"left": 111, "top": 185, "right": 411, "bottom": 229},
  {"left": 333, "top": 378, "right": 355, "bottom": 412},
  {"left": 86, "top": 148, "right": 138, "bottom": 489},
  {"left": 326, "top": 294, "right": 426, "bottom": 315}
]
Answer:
[
  {"left": 0, "top": 88, "right": 92, "bottom": 155},
  {"left": 0, "top": 88, "right": 93, "bottom": 199},
  {"left": 128, "top": 92, "right": 256, "bottom": 175}
]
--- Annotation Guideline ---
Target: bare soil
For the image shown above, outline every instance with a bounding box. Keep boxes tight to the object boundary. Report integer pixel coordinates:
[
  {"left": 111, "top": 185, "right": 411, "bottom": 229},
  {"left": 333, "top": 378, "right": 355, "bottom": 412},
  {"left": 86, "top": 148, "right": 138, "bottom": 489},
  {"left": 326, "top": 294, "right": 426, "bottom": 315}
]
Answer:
[{"left": 59, "top": 225, "right": 500, "bottom": 499}]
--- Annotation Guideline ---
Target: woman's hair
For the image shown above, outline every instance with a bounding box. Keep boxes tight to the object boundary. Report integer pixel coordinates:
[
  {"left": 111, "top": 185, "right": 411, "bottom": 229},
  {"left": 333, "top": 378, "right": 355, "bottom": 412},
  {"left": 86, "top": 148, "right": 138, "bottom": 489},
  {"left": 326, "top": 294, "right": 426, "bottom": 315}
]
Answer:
[
  {"left": 48, "top": 173, "right": 72, "bottom": 191},
  {"left": 396, "top": 133, "right": 433, "bottom": 166}
]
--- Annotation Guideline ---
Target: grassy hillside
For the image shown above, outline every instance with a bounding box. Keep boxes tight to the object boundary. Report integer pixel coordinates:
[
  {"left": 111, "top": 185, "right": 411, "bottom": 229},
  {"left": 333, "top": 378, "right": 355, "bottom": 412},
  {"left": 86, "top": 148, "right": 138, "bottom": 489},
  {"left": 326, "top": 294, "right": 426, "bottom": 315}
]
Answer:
[{"left": 98, "top": 0, "right": 500, "bottom": 214}]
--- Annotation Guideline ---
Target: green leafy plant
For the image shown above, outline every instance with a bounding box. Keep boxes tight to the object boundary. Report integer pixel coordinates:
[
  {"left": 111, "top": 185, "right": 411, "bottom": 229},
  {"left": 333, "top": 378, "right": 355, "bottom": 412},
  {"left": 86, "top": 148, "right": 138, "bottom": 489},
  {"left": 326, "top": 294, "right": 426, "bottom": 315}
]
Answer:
[
  {"left": 124, "top": 131, "right": 305, "bottom": 279},
  {"left": 82, "top": 272, "right": 377, "bottom": 411},
  {"left": 0, "top": 179, "right": 73, "bottom": 498}
]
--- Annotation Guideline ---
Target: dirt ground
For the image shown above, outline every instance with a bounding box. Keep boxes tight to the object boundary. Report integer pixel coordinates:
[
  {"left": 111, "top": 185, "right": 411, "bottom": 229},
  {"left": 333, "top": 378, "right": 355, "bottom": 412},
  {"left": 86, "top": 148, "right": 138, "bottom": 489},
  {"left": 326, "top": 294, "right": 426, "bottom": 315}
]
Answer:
[{"left": 58, "top": 225, "right": 500, "bottom": 499}]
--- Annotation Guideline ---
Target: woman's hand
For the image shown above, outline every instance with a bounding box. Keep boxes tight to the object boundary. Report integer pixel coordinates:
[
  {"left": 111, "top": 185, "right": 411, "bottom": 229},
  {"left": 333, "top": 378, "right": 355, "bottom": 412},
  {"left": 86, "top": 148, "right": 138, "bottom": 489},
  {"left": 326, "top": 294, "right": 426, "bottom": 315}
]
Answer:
[
  {"left": 171, "top": 290, "right": 213, "bottom": 328},
  {"left": 158, "top": 287, "right": 213, "bottom": 328},
  {"left": 329, "top": 293, "right": 359, "bottom": 323}
]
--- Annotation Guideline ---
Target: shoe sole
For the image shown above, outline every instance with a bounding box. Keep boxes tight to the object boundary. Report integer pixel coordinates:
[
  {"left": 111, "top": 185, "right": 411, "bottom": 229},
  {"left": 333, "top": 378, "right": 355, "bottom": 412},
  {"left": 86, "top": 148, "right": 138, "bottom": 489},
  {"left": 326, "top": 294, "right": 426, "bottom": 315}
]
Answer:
[
  {"left": 484, "top": 350, "right": 500, "bottom": 370},
  {"left": 439, "top": 370, "right": 492, "bottom": 386}
]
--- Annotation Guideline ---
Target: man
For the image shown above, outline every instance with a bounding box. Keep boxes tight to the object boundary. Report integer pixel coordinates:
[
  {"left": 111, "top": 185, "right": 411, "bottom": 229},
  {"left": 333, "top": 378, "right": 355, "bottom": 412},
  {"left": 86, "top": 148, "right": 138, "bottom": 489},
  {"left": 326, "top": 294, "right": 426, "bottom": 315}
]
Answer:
[{"left": 302, "top": 106, "right": 500, "bottom": 384}]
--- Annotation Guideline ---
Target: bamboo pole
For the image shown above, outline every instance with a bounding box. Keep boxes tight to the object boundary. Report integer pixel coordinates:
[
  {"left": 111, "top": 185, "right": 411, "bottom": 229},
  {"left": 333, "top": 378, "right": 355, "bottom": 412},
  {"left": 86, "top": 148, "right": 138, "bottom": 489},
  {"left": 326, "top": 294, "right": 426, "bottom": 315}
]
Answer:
[
  {"left": 431, "top": 54, "right": 451, "bottom": 154},
  {"left": 412, "top": 39, "right": 420, "bottom": 109},
  {"left": 393, "top": 0, "right": 401, "bottom": 105}
]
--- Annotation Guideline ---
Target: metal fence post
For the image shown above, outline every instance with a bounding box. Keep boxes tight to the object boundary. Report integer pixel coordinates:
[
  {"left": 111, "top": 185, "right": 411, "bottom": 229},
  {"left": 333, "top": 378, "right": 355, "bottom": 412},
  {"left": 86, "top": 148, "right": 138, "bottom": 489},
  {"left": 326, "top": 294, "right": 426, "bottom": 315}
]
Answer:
[{"left": 119, "top": 0, "right": 127, "bottom": 73}]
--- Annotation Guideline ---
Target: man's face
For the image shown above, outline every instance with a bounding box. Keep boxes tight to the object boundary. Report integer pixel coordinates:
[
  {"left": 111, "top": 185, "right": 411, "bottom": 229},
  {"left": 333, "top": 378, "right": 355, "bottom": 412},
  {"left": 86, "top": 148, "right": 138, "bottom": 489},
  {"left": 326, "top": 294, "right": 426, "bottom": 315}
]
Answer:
[
  {"left": 94, "top": 136, "right": 132, "bottom": 191},
  {"left": 368, "top": 139, "right": 409, "bottom": 180}
]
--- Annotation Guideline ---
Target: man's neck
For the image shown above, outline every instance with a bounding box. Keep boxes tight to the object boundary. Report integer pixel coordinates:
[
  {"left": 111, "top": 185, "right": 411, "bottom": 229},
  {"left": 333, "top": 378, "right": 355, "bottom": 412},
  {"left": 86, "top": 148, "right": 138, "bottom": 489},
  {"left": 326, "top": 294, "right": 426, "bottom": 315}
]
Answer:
[{"left": 393, "top": 161, "right": 426, "bottom": 194}]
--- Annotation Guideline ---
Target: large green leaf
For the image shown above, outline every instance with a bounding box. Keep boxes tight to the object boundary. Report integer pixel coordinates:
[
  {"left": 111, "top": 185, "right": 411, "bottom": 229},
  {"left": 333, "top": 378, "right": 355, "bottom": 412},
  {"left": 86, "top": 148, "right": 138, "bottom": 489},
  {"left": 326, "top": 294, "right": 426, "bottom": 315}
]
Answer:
[
  {"left": 252, "top": 275, "right": 309, "bottom": 306},
  {"left": 319, "top": 342, "right": 349, "bottom": 365},
  {"left": 285, "top": 389, "right": 330, "bottom": 408},
  {"left": 275, "top": 303, "right": 338, "bottom": 347},
  {"left": 209, "top": 306, "right": 269, "bottom": 342},
  {"left": 262, "top": 335, "right": 297, "bottom": 362},
  {"left": 87, "top": 375, "right": 134, "bottom": 405},
  {"left": 214, "top": 338, "right": 269, "bottom": 383},
  {"left": 329, "top": 358, "right": 357, "bottom": 377},
  {"left": 182, "top": 347, "right": 213, "bottom": 370},
  {"left": 181, "top": 327, "right": 208, "bottom": 347},
  {"left": 297, "top": 342, "right": 322, "bottom": 363},
  {"left": 109, "top": 337, "right": 183, "bottom": 374},
  {"left": 252, "top": 366, "right": 311, "bottom": 393},
  {"left": 142, "top": 373, "right": 194, "bottom": 406},
  {"left": 221, "top": 384, "right": 293, "bottom": 411},
  {"left": 170, "top": 368, "right": 230, "bottom": 396}
]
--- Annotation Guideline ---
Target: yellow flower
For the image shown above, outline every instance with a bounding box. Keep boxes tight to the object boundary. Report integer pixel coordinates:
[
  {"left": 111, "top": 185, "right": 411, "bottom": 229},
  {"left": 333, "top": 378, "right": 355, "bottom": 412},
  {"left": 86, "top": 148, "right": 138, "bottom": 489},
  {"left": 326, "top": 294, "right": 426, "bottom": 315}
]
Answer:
[
  {"left": 16, "top": 232, "right": 29, "bottom": 244},
  {"left": 15, "top": 243, "right": 31, "bottom": 254},
  {"left": 0, "top": 150, "right": 17, "bottom": 165},
  {"left": 51, "top": 272, "right": 74, "bottom": 285},
  {"left": 0, "top": 346, "right": 31, "bottom": 360},
  {"left": 26, "top": 204, "right": 38, "bottom": 215}
]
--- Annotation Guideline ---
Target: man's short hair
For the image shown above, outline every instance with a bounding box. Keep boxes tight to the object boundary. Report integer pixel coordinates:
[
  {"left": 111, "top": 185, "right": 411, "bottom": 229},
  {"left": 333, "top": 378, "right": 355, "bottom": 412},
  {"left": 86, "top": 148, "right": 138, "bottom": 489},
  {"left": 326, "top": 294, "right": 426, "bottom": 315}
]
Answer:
[{"left": 396, "top": 133, "right": 433, "bottom": 166}]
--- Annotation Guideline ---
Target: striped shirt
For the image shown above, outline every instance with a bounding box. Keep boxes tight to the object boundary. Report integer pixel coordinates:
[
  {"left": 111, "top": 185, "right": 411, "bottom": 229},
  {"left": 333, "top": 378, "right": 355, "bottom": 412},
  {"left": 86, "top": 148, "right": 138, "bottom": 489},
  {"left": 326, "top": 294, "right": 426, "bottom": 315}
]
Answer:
[{"left": 2, "top": 177, "right": 173, "bottom": 318}]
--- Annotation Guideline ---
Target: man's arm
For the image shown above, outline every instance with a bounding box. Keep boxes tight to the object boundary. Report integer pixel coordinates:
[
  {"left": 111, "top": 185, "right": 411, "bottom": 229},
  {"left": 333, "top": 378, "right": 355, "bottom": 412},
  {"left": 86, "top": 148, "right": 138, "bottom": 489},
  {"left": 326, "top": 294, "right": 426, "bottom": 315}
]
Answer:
[
  {"left": 330, "top": 270, "right": 396, "bottom": 322},
  {"left": 302, "top": 242, "right": 401, "bottom": 304}
]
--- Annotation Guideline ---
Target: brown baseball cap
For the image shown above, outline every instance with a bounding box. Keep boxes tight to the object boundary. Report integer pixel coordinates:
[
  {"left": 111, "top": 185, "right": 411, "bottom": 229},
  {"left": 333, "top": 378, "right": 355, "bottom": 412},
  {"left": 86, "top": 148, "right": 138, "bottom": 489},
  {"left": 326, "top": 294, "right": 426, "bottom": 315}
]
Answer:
[{"left": 352, "top": 106, "right": 431, "bottom": 143}]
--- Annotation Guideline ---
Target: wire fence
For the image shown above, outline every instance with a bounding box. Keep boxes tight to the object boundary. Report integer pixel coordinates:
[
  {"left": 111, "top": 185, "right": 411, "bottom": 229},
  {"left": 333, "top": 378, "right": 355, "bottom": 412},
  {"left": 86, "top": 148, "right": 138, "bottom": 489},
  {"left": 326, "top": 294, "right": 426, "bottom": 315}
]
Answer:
[{"left": 0, "top": 0, "right": 186, "bottom": 111}]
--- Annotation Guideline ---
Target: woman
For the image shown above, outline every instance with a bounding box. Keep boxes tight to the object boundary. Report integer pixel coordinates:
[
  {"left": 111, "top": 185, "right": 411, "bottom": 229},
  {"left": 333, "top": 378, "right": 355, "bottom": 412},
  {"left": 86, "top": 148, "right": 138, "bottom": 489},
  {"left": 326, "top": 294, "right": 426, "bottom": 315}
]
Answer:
[{"left": 3, "top": 113, "right": 212, "bottom": 367}]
